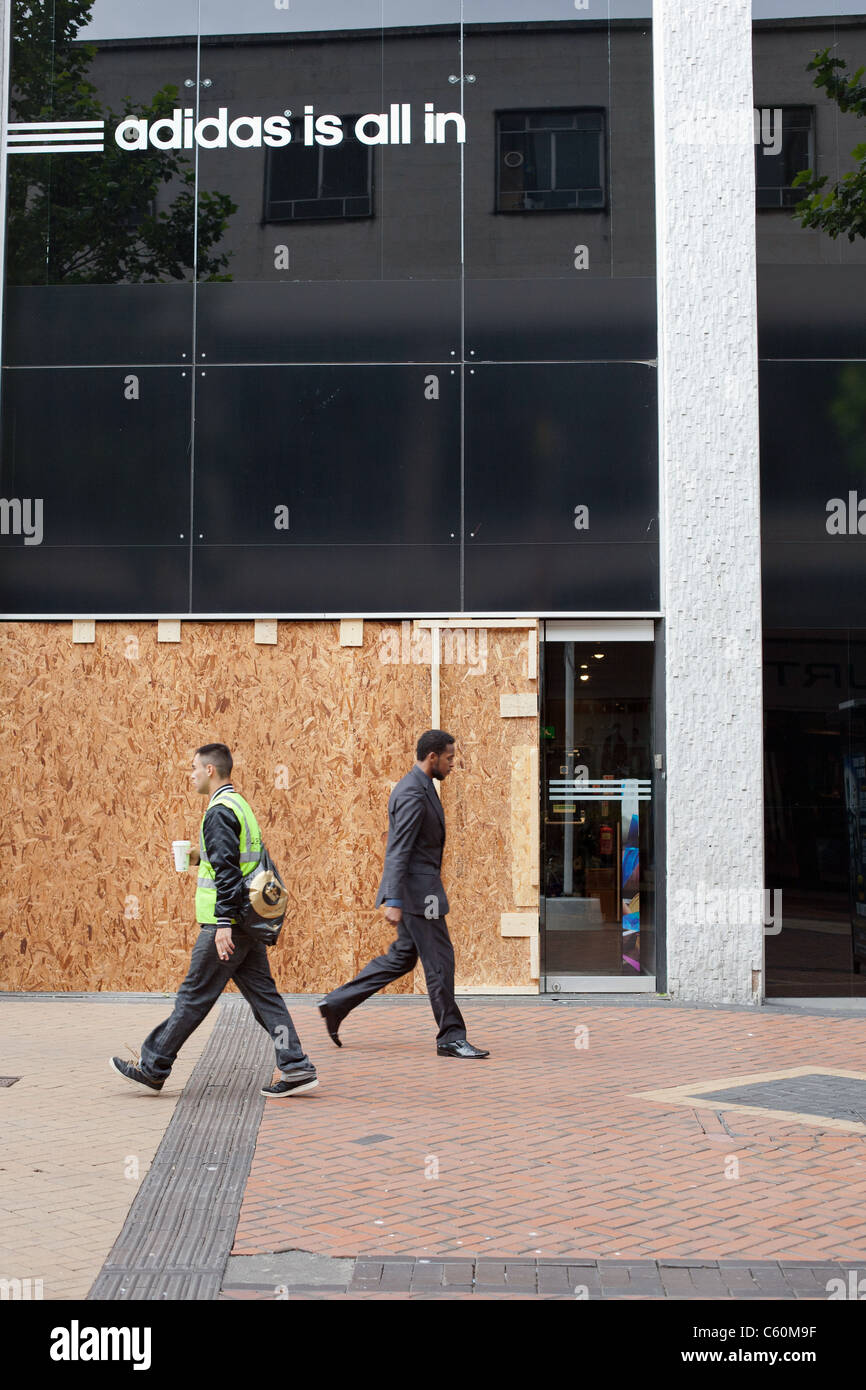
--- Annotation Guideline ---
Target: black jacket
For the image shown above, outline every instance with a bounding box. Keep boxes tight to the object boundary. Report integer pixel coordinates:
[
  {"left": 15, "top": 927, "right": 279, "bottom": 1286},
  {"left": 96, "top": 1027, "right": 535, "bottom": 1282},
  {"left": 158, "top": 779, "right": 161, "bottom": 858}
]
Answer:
[
  {"left": 374, "top": 765, "right": 450, "bottom": 918},
  {"left": 201, "top": 783, "right": 245, "bottom": 926}
]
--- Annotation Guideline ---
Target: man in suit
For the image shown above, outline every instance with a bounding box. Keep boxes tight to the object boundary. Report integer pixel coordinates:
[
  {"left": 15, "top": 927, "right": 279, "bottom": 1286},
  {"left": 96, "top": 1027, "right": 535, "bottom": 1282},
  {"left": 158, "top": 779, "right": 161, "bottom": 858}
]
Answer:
[{"left": 319, "top": 730, "right": 489, "bottom": 1058}]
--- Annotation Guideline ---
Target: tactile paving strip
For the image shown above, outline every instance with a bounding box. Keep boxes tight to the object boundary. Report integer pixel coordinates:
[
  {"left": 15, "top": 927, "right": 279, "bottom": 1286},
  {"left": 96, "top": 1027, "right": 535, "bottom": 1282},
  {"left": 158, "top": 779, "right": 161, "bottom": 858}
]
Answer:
[{"left": 88, "top": 997, "right": 271, "bottom": 1301}]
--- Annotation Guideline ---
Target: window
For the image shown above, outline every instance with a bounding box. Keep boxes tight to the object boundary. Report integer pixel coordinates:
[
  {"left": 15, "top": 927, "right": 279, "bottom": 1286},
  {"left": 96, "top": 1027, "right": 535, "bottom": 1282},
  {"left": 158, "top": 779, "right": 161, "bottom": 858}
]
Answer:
[
  {"left": 264, "top": 117, "right": 373, "bottom": 221},
  {"left": 496, "top": 109, "right": 605, "bottom": 212},
  {"left": 755, "top": 106, "right": 814, "bottom": 209},
  {"left": 125, "top": 198, "right": 156, "bottom": 231}
]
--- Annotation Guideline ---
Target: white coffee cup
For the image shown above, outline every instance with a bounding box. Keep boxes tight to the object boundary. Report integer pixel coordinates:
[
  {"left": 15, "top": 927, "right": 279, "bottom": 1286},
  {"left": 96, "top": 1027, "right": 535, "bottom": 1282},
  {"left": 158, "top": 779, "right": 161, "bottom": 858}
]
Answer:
[{"left": 172, "top": 840, "right": 191, "bottom": 872}]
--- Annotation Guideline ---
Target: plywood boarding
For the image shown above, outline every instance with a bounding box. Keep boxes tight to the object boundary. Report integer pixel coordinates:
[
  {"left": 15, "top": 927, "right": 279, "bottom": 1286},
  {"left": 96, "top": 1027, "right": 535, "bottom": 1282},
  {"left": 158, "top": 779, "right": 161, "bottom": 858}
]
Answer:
[
  {"left": 438, "top": 626, "right": 539, "bottom": 989},
  {"left": 0, "top": 621, "right": 436, "bottom": 994},
  {"left": 511, "top": 746, "right": 536, "bottom": 907}
]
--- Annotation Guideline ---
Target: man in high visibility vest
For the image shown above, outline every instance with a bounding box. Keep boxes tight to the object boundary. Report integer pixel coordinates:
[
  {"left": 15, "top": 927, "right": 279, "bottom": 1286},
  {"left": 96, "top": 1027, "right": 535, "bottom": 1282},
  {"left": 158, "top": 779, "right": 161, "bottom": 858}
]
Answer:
[{"left": 110, "top": 742, "right": 317, "bottom": 1098}]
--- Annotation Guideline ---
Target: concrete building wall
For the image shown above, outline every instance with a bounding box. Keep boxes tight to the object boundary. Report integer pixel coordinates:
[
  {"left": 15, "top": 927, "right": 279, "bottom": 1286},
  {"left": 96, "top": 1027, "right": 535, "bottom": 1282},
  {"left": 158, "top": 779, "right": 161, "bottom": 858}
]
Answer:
[{"left": 3, "top": 2, "right": 830, "bottom": 1003}]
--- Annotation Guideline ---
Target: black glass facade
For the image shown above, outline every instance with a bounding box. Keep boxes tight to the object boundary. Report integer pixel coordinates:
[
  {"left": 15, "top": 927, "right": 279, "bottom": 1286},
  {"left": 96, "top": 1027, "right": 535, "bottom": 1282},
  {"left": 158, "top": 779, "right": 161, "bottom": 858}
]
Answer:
[
  {"left": 0, "top": 2, "right": 658, "bottom": 615},
  {"left": 756, "top": 5, "right": 866, "bottom": 995}
]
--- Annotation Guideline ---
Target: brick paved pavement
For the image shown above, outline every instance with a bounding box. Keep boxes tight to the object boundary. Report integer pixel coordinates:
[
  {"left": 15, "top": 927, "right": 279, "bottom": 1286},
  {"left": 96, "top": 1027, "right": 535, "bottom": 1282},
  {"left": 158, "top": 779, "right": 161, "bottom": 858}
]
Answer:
[
  {"left": 232, "top": 998, "right": 866, "bottom": 1264},
  {"left": 9, "top": 994, "right": 866, "bottom": 1303},
  {"left": 0, "top": 997, "right": 217, "bottom": 1299}
]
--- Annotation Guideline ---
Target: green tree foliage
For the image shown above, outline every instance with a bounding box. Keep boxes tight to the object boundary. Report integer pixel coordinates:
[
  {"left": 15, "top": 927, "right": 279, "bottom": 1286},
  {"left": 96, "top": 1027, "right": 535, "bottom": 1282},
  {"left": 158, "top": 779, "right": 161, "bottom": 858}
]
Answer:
[
  {"left": 6, "top": 0, "right": 237, "bottom": 283},
  {"left": 792, "top": 47, "right": 866, "bottom": 242}
]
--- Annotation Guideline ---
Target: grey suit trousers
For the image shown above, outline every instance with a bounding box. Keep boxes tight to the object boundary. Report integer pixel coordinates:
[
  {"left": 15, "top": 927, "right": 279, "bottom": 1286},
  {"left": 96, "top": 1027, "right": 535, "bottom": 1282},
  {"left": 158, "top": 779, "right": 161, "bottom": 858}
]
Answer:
[
  {"left": 325, "top": 912, "right": 466, "bottom": 1044},
  {"left": 140, "top": 926, "right": 313, "bottom": 1081}
]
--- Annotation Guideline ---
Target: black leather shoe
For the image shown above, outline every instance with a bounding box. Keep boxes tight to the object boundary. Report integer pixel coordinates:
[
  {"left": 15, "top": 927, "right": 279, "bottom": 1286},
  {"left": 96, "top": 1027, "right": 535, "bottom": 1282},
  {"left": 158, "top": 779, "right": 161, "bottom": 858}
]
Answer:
[
  {"left": 437, "top": 1039, "right": 489, "bottom": 1058},
  {"left": 318, "top": 1001, "right": 344, "bottom": 1047}
]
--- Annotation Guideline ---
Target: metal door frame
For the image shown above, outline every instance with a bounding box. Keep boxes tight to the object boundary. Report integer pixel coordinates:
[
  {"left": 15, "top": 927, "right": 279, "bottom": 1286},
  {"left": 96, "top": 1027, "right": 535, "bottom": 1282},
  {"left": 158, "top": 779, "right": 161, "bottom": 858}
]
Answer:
[{"left": 540, "top": 619, "right": 659, "bottom": 993}]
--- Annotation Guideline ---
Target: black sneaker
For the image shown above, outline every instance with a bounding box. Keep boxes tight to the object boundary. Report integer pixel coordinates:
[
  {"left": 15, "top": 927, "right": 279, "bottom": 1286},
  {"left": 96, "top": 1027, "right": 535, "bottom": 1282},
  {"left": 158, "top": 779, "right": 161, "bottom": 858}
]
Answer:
[
  {"left": 261, "top": 1070, "right": 318, "bottom": 1098},
  {"left": 109, "top": 1055, "right": 164, "bottom": 1092}
]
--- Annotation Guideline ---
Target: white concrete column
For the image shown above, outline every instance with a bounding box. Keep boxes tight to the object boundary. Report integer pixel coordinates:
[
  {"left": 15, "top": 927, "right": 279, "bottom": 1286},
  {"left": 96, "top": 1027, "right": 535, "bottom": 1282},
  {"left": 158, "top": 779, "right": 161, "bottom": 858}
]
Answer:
[{"left": 654, "top": 0, "right": 765, "bottom": 1004}]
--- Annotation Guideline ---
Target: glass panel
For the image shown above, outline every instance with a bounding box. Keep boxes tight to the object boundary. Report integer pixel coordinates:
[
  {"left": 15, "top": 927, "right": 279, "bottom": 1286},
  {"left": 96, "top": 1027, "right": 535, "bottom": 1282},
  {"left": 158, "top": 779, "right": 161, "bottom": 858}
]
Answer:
[
  {"left": 845, "top": 635, "right": 866, "bottom": 982},
  {"left": 541, "top": 637, "right": 655, "bottom": 984},
  {"left": 190, "top": 365, "right": 460, "bottom": 612},
  {"left": 757, "top": 10, "right": 866, "bottom": 995},
  {"left": 464, "top": 364, "right": 659, "bottom": 611},
  {"left": 763, "top": 630, "right": 866, "bottom": 997},
  {"left": 192, "top": 0, "right": 462, "bottom": 364},
  {"left": 753, "top": 5, "right": 866, "bottom": 266},
  {"left": 457, "top": 0, "right": 648, "bottom": 644},
  {"left": 761, "top": 357, "right": 866, "bottom": 626},
  {"left": 379, "top": 0, "right": 462, "bottom": 282},
  {"left": 754, "top": 7, "right": 866, "bottom": 354},
  {"left": 4, "top": 0, "right": 198, "bottom": 365},
  {"left": 0, "top": 366, "right": 191, "bottom": 612},
  {"left": 463, "top": 1, "right": 654, "bottom": 321}
]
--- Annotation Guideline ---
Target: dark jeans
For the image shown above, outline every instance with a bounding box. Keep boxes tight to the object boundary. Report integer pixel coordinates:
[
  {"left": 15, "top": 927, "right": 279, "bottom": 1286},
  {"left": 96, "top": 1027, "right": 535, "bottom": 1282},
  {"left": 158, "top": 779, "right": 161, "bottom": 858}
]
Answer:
[
  {"left": 140, "top": 926, "right": 313, "bottom": 1082},
  {"left": 323, "top": 911, "right": 466, "bottom": 1044}
]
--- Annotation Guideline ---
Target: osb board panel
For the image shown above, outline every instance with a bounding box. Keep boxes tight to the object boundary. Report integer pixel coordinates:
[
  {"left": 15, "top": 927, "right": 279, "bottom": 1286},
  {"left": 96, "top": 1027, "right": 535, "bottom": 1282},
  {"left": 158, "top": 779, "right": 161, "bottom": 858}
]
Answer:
[
  {"left": 0, "top": 621, "right": 436, "bottom": 994},
  {"left": 438, "top": 627, "right": 539, "bottom": 989},
  {"left": 511, "top": 746, "right": 536, "bottom": 907}
]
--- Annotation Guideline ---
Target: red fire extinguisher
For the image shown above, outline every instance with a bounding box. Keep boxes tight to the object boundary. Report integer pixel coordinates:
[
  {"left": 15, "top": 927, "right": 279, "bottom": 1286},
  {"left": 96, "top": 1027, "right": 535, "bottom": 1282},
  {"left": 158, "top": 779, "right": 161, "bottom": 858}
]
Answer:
[{"left": 599, "top": 823, "right": 614, "bottom": 856}]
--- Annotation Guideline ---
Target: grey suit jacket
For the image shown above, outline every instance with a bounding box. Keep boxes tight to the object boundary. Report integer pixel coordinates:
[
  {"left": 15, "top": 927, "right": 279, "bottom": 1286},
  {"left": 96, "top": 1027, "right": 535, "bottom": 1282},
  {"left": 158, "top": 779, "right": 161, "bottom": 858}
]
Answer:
[{"left": 374, "top": 764, "right": 450, "bottom": 917}]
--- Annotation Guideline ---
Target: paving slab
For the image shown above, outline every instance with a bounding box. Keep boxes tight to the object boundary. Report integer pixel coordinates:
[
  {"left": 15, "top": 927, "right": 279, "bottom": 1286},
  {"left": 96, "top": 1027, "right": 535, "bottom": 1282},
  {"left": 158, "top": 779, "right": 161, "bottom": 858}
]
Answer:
[{"left": 0, "top": 995, "right": 217, "bottom": 1299}]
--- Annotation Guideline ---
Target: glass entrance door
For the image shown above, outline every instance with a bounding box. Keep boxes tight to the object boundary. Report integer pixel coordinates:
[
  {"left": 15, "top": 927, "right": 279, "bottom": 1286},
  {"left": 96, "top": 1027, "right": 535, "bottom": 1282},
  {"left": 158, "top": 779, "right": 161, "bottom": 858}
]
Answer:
[{"left": 541, "top": 624, "right": 656, "bottom": 990}]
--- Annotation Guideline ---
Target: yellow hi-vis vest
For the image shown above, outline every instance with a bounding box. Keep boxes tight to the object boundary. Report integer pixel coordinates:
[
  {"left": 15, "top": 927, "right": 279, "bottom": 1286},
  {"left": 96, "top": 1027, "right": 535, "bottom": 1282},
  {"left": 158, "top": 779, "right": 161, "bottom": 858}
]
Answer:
[{"left": 195, "top": 788, "right": 262, "bottom": 925}]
